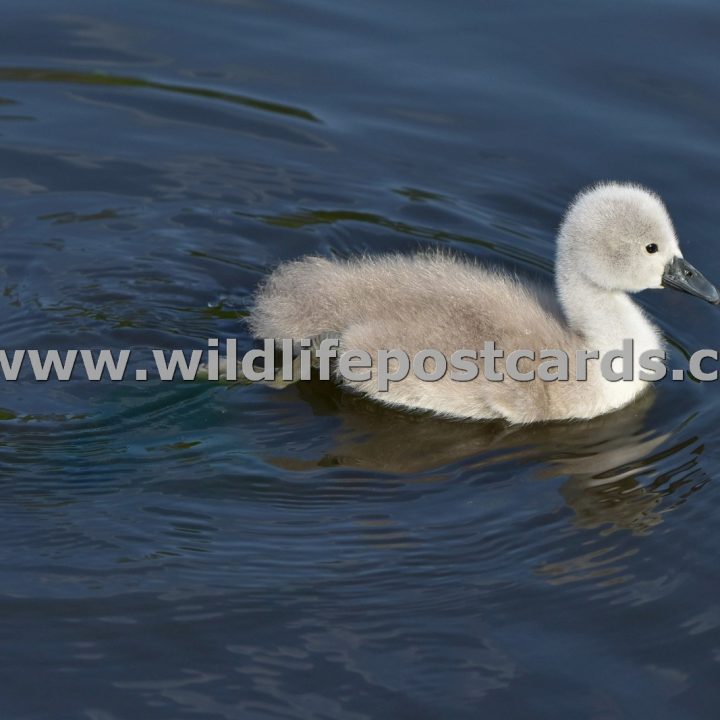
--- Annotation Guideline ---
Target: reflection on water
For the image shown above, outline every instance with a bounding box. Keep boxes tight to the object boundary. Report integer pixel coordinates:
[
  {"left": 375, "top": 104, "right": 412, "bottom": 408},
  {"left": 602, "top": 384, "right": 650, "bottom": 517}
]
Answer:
[
  {"left": 1, "top": 0, "right": 720, "bottom": 718},
  {"left": 269, "top": 378, "right": 706, "bottom": 536},
  {"left": 0, "top": 67, "right": 322, "bottom": 122}
]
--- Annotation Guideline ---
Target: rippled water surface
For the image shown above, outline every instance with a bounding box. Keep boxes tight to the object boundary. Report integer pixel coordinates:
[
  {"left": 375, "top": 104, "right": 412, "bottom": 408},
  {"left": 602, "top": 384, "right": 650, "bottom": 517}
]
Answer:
[{"left": 2, "top": 1, "right": 720, "bottom": 718}]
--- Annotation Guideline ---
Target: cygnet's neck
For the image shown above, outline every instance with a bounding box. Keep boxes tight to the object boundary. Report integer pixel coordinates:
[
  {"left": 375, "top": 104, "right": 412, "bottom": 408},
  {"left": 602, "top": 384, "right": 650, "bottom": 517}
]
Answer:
[{"left": 555, "top": 263, "right": 661, "bottom": 355}]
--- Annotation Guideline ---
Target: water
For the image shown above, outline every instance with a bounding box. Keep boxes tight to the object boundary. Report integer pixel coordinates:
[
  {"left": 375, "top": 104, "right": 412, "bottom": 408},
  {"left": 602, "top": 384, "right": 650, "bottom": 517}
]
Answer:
[{"left": 1, "top": 1, "right": 720, "bottom": 717}]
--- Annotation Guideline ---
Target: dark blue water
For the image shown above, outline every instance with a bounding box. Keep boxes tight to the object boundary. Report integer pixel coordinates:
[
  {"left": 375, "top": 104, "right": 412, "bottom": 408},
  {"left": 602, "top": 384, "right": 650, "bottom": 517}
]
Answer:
[{"left": 2, "top": 1, "right": 720, "bottom": 718}]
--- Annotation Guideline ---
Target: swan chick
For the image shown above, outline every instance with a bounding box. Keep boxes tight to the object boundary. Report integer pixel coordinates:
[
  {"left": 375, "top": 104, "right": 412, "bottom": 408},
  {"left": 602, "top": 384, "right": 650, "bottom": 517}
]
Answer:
[{"left": 249, "top": 182, "right": 718, "bottom": 423}]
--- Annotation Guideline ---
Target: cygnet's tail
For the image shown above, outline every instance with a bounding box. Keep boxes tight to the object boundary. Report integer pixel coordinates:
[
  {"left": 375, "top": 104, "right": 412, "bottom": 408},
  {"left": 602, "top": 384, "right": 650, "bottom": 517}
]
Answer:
[{"left": 248, "top": 257, "right": 347, "bottom": 341}]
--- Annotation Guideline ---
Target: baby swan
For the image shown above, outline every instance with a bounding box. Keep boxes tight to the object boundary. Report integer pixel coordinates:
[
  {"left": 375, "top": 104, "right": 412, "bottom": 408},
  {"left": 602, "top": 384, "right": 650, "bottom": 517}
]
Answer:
[{"left": 250, "top": 182, "right": 719, "bottom": 423}]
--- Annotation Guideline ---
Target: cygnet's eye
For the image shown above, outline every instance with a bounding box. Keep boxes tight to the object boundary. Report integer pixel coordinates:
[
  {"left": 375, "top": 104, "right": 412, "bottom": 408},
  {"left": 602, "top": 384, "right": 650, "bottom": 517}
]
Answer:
[{"left": 645, "top": 243, "right": 659, "bottom": 254}]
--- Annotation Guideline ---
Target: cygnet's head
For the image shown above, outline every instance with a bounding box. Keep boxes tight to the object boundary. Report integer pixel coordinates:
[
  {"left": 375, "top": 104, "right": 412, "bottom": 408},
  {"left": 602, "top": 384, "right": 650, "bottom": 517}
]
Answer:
[{"left": 557, "top": 182, "right": 719, "bottom": 303}]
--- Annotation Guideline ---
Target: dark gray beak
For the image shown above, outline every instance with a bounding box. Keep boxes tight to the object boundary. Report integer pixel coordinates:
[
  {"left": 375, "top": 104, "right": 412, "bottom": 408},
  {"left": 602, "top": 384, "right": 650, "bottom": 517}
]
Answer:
[{"left": 662, "top": 256, "right": 720, "bottom": 305}]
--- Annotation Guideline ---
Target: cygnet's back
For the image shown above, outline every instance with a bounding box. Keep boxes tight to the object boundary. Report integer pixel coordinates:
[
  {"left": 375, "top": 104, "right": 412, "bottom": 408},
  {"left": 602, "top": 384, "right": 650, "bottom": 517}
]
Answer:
[{"left": 251, "top": 252, "right": 572, "bottom": 357}]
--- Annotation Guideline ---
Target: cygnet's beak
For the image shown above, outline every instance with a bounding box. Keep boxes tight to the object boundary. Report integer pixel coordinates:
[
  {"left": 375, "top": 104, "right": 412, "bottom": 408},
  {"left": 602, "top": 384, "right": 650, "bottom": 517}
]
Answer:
[{"left": 662, "top": 256, "right": 720, "bottom": 304}]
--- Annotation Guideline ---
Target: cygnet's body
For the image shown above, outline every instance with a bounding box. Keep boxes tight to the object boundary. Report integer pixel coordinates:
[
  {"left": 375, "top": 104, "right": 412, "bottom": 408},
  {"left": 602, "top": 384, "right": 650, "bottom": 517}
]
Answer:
[{"left": 250, "top": 183, "right": 718, "bottom": 423}]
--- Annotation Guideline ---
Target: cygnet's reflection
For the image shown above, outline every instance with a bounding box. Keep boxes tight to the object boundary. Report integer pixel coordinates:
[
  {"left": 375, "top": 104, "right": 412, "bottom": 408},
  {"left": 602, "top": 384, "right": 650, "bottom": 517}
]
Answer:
[{"left": 266, "top": 376, "right": 708, "bottom": 533}]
